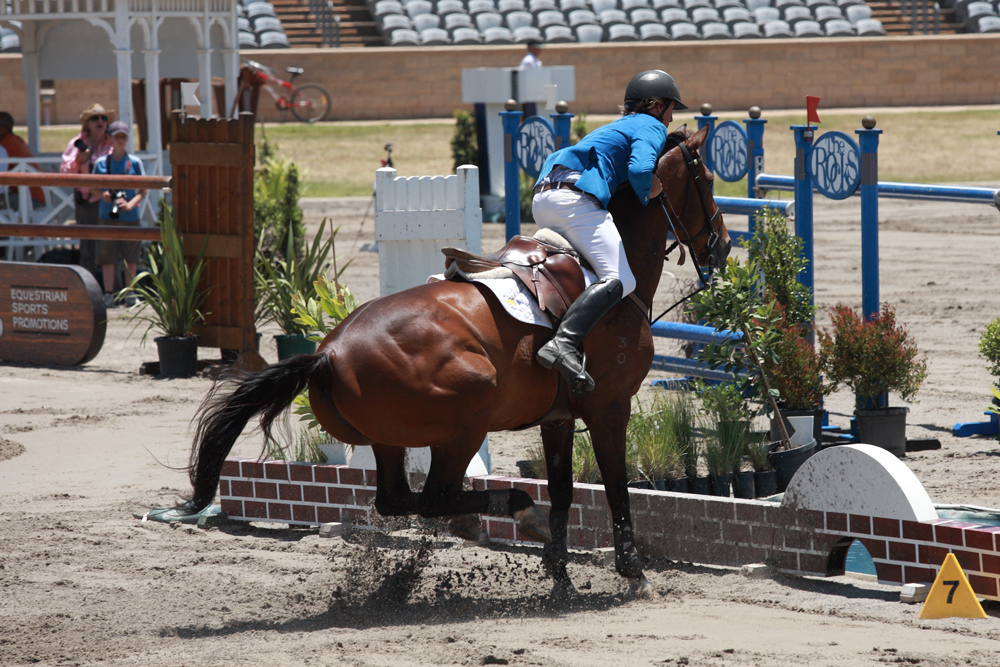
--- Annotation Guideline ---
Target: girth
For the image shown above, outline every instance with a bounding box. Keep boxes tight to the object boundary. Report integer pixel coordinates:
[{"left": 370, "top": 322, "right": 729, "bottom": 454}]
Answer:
[{"left": 442, "top": 235, "right": 586, "bottom": 321}]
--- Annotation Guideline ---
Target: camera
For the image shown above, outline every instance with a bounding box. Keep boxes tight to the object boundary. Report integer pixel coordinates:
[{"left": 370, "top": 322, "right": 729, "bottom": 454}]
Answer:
[
  {"left": 73, "top": 138, "right": 89, "bottom": 152},
  {"left": 108, "top": 190, "right": 128, "bottom": 219}
]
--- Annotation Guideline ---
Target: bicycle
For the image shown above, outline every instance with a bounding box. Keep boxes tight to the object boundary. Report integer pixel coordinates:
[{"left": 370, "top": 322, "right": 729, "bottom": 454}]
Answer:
[{"left": 238, "top": 58, "right": 331, "bottom": 123}]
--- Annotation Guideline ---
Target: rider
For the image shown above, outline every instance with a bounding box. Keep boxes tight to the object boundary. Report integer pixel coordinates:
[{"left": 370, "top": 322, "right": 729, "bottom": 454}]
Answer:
[{"left": 531, "top": 69, "right": 687, "bottom": 395}]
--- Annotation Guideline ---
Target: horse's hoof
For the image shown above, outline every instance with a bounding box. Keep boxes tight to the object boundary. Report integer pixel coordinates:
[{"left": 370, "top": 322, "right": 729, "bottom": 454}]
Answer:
[
  {"left": 448, "top": 514, "right": 483, "bottom": 542},
  {"left": 513, "top": 506, "right": 552, "bottom": 543},
  {"left": 550, "top": 579, "right": 579, "bottom": 598},
  {"left": 628, "top": 576, "right": 657, "bottom": 599}
]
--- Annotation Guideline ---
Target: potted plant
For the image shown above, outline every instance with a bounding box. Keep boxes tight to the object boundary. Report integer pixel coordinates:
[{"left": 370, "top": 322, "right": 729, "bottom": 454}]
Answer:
[
  {"left": 695, "top": 382, "right": 749, "bottom": 497},
  {"left": 979, "top": 317, "right": 1000, "bottom": 390},
  {"left": 118, "top": 201, "right": 209, "bottom": 378},
  {"left": 818, "top": 303, "right": 928, "bottom": 457},
  {"left": 662, "top": 391, "right": 698, "bottom": 493},
  {"left": 745, "top": 432, "right": 777, "bottom": 498}
]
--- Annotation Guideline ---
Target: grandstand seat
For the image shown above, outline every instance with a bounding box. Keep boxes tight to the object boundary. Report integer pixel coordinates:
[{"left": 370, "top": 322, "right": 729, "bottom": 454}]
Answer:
[
  {"left": 412, "top": 13, "right": 442, "bottom": 30},
  {"left": 237, "top": 16, "right": 252, "bottom": 31},
  {"left": 670, "top": 20, "right": 701, "bottom": 37},
  {"left": 380, "top": 13, "right": 415, "bottom": 34},
  {"left": 762, "top": 18, "right": 794, "bottom": 35},
  {"left": 389, "top": 27, "right": 422, "bottom": 44},
  {"left": 257, "top": 30, "right": 290, "bottom": 47},
  {"left": 444, "top": 12, "right": 476, "bottom": 30},
  {"left": 639, "top": 21, "right": 671, "bottom": 38},
  {"left": 622, "top": 0, "right": 652, "bottom": 11},
  {"left": 476, "top": 11, "right": 504, "bottom": 29},
  {"left": 691, "top": 6, "right": 723, "bottom": 24},
  {"left": 652, "top": 0, "right": 682, "bottom": 8},
  {"left": 238, "top": 30, "right": 258, "bottom": 48},
  {"left": 835, "top": 0, "right": 863, "bottom": 8},
  {"left": 781, "top": 5, "right": 811, "bottom": 24},
  {"left": 854, "top": 17, "right": 886, "bottom": 34},
  {"left": 373, "top": 0, "right": 406, "bottom": 18},
  {"left": 246, "top": 2, "right": 277, "bottom": 20},
  {"left": 774, "top": 0, "right": 805, "bottom": 12},
  {"left": 844, "top": 4, "right": 871, "bottom": 22},
  {"left": 237, "top": 3, "right": 247, "bottom": 16},
  {"left": 752, "top": 6, "right": 780, "bottom": 23},
  {"left": 252, "top": 16, "right": 283, "bottom": 33},
  {"left": 497, "top": 0, "right": 528, "bottom": 14},
  {"left": 537, "top": 9, "right": 568, "bottom": 27},
  {"left": 529, "top": 0, "right": 559, "bottom": 12},
  {"left": 513, "top": 25, "right": 545, "bottom": 41},
  {"left": 964, "top": 2, "right": 998, "bottom": 28},
  {"left": 599, "top": 8, "right": 630, "bottom": 27},
  {"left": 575, "top": 22, "right": 605, "bottom": 40},
  {"left": 823, "top": 17, "right": 854, "bottom": 34},
  {"left": 978, "top": 14, "right": 1000, "bottom": 30},
  {"left": 714, "top": 0, "right": 744, "bottom": 10},
  {"left": 804, "top": 0, "right": 835, "bottom": 8},
  {"left": 437, "top": 0, "right": 466, "bottom": 15},
  {"left": 662, "top": 7, "right": 692, "bottom": 26},
  {"left": 560, "top": 0, "right": 589, "bottom": 10},
  {"left": 545, "top": 24, "right": 577, "bottom": 40},
  {"left": 506, "top": 10, "right": 535, "bottom": 28},
  {"left": 607, "top": 22, "right": 639, "bottom": 38},
  {"left": 723, "top": 6, "right": 752, "bottom": 24},
  {"left": 793, "top": 18, "right": 823, "bottom": 35},
  {"left": 732, "top": 20, "right": 763, "bottom": 36},
  {"left": 420, "top": 26, "right": 452, "bottom": 43},
  {"left": 701, "top": 20, "right": 733, "bottom": 37},
  {"left": 591, "top": 0, "right": 619, "bottom": 13},
  {"left": 683, "top": 0, "right": 712, "bottom": 10},
  {"left": 814, "top": 5, "right": 846, "bottom": 24},
  {"left": 568, "top": 9, "right": 599, "bottom": 26},
  {"left": 468, "top": 0, "right": 498, "bottom": 14},
  {"left": 745, "top": 0, "right": 772, "bottom": 10},
  {"left": 452, "top": 26, "right": 484, "bottom": 42},
  {"left": 405, "top": 0, "right": 434, "bottom": 17},
  {"left": 630, "top": 8, "right": 661, "bottom": 24},
  {"left": 483, "top": 25, "right": 516, "bottom": 41}
]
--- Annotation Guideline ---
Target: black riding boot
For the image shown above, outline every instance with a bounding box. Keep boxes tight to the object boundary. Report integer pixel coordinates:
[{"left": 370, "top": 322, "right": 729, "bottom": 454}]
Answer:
[{"left": 536, "top": 278, "right": 623, "bottom": 395}]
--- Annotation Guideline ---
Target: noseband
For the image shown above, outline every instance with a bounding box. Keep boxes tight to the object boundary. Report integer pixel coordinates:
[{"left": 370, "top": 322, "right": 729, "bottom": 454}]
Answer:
[{"left": 657, "top": 140, "right": 724, "bottom": 286}]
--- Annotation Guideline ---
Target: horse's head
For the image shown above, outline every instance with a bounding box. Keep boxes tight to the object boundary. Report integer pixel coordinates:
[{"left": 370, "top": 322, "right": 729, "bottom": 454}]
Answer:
[{"left": 656, "top": 125, "right": 731, "bottom": 270}]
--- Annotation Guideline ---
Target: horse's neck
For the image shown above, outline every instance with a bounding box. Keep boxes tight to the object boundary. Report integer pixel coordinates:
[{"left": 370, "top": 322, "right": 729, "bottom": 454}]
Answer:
[{"left": 611, "top": 197, "right": 669, "bottom": 310}]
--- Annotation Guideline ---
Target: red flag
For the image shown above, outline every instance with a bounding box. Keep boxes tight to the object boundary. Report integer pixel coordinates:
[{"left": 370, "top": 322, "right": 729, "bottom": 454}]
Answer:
[{"left": 806, "top": 96, "right": 822, "bottom": 125}]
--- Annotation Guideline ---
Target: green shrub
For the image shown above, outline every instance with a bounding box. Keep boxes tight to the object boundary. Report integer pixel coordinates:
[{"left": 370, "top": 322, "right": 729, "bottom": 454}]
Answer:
[
  {"left": 745, "top": 208, "right": 814, "bottom": 328},
  {"left": 979, "top": 318, "right": 1000, "bottom": 384},
  {"left": 451, "top": 109, "right": 479, "bottom": 171},
  {"left": 254, "top": 154, "right": 305, "bottom": 262}
]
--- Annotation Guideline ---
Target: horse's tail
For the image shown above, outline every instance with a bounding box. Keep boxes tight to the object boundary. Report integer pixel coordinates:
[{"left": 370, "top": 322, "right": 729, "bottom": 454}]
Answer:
[{"left": 180, "top": 352, "right": 334, "bottom": 514}]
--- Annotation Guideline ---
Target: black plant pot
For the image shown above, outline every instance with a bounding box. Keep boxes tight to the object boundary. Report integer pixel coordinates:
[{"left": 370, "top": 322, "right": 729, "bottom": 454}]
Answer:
[
  {"left": 628, "top": 480, "right": 654, "bottom": 490},
  {"left": 668, "top": 477, "right": 690, "bottom": 493},
  {"left": 733, "top": 471, "right": 755, "bottom": 499},
  {"left": 689, "top": 476, "right": 712, "bottom": 495},
  {"left": 515, "top": 460, "right": 538, "bottom": 479},
  {"left": 753, "top": 470, "right": 778, "bottom": 498},
  {"left": 710, "top": 474, "right": 732, "bottom": 497},
  {"left": 654, "top": 479, "right": 667, "bottom": 491},
  {"left": 768, "top": 439, "right": 818, "bottom": 493},
  {"left": 154, "top": 335, "right": 199, "bottom": 378},
  {"left": 856, "top": 407, "right": 908, "bottom": 458},
  {"left": 274, "top": 333, "right": 318, "bottom": 360}
]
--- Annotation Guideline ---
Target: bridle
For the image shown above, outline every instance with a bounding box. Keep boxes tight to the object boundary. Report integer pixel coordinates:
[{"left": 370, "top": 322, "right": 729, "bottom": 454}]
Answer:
[{"left": 649, "top": 137, "right": 726, "bottom": 324}]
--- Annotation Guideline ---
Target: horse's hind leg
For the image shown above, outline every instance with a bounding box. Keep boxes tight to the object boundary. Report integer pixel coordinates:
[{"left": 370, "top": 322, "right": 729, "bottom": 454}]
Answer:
[
  {"left": 371, "top": 444, "right": 418, "bottom": 517},
  {"left": 540, "top": 420, "right": 577, "bottom": 593}
]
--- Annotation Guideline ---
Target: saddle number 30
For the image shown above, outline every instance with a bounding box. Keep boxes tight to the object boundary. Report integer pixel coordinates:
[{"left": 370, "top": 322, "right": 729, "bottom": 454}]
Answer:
[{"left": 617, "top": 337, "right": 627, "bottom": 364}]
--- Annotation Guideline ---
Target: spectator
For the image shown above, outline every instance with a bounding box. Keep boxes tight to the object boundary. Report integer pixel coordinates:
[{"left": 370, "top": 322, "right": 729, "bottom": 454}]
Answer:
[
  {"left": 0, "top": 111, "right": 45, "bottom": 211},
  {"left": 519, "top": 40, "right": 542, "bottom": 69},
  {"left": 93, "top": 120, "right": 145, "bottom": 308},
  {"left": 60, "top": 103, "right": 114, "bottom": 277}
]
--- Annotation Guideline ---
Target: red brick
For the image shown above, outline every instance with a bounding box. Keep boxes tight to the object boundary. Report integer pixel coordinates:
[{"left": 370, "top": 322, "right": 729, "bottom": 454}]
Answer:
[
  {"left": 255, "top": 481, "right": 278, "bottom": 500},
  {"left": 629, "top": 492, "right": 651, "bottom": 514},
  {"left": 784, "top": 529, "right": 812, "bottom": 550},
  {"left": 849, "top": 514, "right": 872, "bottom": 535},
  {"left": 954, "top": 549, "right": 982, "bottom": 573},
  {"left": 221, "top": 460, "right": 240, "bottom": 477},
  {"left": 327, "top": 486, "right": 353, "bottom": 505},
  {"left": 919, "top": 544, "right": 949, "bottom": 566},
  {"left": 313, "top": 465, "right": 339, "bottom": 484},
  {"left": 736, "top": 503, "right": 766, "bottom": 524},
  {"left": 244, "top": 500, "right": 267, "bottom": 518},
  {"left": 581, "top": 506, "right": 606, "bottom": 528},
  {"left": 484, "top": 477, "right": 511, "bottom": 491},
  {"left": 218, "top": 480, "right": 230, "bottom": 496},
  {"left": 568, "top": 506, "right": 582, "bottom": 526},
  {"left": 354, "top": 488, "right": 376, "bottom": 507},
  {"left": 902, "top": 520, "right": 934, "bottom": 542},
  {"left": 289, "top": 463, "right": 314, "bottom": 482},
  {"left": 302, "top": 484, "right": 327, "bottom": 503},
  {"left": 983, "top": 553, "right": 1000, "bottom": 575},
  {"left": 363, "top": 470, "right": 377, "bottom": 487},
  {"left": 575, "top": 487, "right": 596, "bottom": 507},
  {"left": 860, "top": 538, "right": 887, "bottom": 560},
  {"left": 934, "top": 523, "right": 965, "bottom": 546},
  {"left": 278, "top": 483, "right": 302, "bottom": 502},
  {"left": 705, "top": 501, "right": 734, "bottom": 522},
  {"left": 751, "top": 524, "right": 778, "bottom": 548},
  {"left": 690, "top": 520, "right": 722, "bottom": 543},
  {"left": 964, "top": 528, "right": 995, "bottom": 551},
  {"left": 969, "top": 574, "right": 999, "bottom": 599},
  {"left": 230, "top": 480, "right": 253, "bottom": 498},
  {"left": 903, "top": 565, "right": 937, "bottom": 584},
  {"left": 293, "top": 504, "right": 317, "bottom": 524},
  {"left": 264, "top": 461, "right": 288, "bottom": 480},
  {"left": 241, "top": 460, "right": 263, "bottom": 479},
  {"left": 800, "top": 509, "right": 825, "bottom": 530},
  {"left": 888, "top": 541, "right": 917, "bottom": 563},
  {"left": 220, "top": 498, "right": 242, "bottom": 516},
  {"left": 679, "top": 497, "right": 707, "bottom": 520},
  {"left": 875, "top": 562, "right": 903, "bottom": 584},
  {"left": 317, "top": 506, "right": 342, "bottom": 523},
  {"left": 826, "top": 512, "right": 847, "bottom": 532},
  {"left": 723, "top": 522, "right": 752, "bottom": 545},
  {"left": 799, "top": 552, "right": 827, "bottom": 574},
  {"left": 774, "top": 550, "right": 798, "bottom": 570},
  {"left": 268, "top": 502, "right": 292, "bottom": 521},
  {"left": 873, "top": 517, "right": 900, "bottom": 538},
  {"left": 488, "top": 519, "right": 515, "bottom": 541},
  {"left": 342, "top": 507, "right": 369, "bottom": 524},
  {"left": 566, "top": 525, "right": 592, "bottom": 550},
  {"left": 338, "top": 468, "right": 364, "bottom": 486}
]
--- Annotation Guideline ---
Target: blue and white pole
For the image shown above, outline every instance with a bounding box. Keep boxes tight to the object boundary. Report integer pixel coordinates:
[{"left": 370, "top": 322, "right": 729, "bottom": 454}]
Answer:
[
  {"left": 550, "top": 100, "right": 573, "bottom": 152},
  {"left": 856, "top": 115, "right": 882, "bottom": 323},
  {"left": 501, "top": 100, "right": 524, "bottom": 241},
  {"left": 791, "top": 124, "right": 815, "bottom": 305}
]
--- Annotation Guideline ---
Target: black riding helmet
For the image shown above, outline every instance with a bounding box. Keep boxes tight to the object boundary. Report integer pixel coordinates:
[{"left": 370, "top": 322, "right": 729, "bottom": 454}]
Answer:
[{"left": 624, "top": 70, "right": 688, "bottom": 111}]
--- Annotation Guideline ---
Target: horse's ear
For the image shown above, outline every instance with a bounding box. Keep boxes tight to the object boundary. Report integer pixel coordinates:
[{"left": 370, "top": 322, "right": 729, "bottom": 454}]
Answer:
[{"left": 687, "top": 124, "right": 710, "bottom": 150}]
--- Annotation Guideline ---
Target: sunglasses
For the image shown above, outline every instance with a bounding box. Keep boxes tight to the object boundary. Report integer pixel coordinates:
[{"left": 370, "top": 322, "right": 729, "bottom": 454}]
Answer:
[{"left": 89, "top": 115, "right": 109, "bottom": 122}]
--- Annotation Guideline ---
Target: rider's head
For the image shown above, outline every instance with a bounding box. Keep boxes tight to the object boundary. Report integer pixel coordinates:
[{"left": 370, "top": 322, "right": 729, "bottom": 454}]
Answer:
[{"left": 622, "top": 70, "right": 687, "bottom": 123}]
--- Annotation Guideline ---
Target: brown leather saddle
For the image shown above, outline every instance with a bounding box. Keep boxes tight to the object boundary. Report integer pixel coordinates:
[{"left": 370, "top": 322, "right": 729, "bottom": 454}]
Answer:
[{"left": 441, "top": 234, "right": 586, "bottom": 322}]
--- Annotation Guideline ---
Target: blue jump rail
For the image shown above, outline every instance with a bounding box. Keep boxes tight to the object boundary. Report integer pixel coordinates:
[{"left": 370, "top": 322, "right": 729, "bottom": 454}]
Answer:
[
  {"left": 649, "top": 321, "right": 743, "bottom": 386},
  {"left": 755, "top": 174, "right": 1000, "bottom": 209},
  {"left": 715, "top": 196, "right": 795, "bottom": 218}
]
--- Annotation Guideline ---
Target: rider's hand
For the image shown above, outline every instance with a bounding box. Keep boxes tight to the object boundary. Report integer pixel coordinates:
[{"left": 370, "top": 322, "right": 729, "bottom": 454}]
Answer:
[{"left": 649, "top": 175, "right": 663, "bottom": 199}]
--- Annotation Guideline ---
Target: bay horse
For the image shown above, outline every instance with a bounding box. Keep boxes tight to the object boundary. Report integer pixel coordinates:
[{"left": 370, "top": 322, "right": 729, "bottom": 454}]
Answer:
[{"left": 181, "top": 125, "right": 730, "bottom": 596}]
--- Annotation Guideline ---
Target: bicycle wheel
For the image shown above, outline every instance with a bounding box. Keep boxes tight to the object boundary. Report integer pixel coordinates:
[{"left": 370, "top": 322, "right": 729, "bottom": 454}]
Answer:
[{"left": 290, "top": 84, "right": 330, "bottom": 123}]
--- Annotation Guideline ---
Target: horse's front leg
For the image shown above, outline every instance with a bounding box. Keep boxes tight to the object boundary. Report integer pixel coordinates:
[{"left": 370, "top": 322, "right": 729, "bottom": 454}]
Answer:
[
  {"left": 540, "top": 419, "right": 577, "bottom": 595},
  {"left": 586, "top": 402, "right": 656, "bottom": 598}
]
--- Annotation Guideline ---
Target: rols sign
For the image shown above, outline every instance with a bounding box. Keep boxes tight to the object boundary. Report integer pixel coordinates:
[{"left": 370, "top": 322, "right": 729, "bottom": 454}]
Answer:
[{"left": 0, "top": 262, "right": 106, "bottom": 365}]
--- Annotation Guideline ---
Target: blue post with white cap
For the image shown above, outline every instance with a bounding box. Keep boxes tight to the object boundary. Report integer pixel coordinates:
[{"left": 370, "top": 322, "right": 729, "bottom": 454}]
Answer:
[
  {"left": 791, "top": 125, "right": 815, "bottom": 305},
  {"left": 501, "top": 101, "right": 523, "bottom": 241},
  {"left": 743, "top": 106, "right": 767, "bottom": 237},
  {"left": 856, "top": 115, "right": 882, "bottom": 323}
]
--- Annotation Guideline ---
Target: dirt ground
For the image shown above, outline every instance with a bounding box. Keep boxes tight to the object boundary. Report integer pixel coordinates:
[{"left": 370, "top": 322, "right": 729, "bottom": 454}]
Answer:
[{"left": 1, "top": 193, "right": 999, "bottom": 666}]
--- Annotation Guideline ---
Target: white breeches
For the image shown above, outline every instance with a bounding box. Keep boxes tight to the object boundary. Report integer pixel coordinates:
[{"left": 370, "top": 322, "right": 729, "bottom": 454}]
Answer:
[{"left": 531, "top": 188, "right": 637, "bottom": 297}]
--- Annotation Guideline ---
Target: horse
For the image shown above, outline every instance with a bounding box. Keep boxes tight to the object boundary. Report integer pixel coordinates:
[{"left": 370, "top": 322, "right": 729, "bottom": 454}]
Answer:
[{"left": 181, "top": 124, "right": 730, "bottom": 597}]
